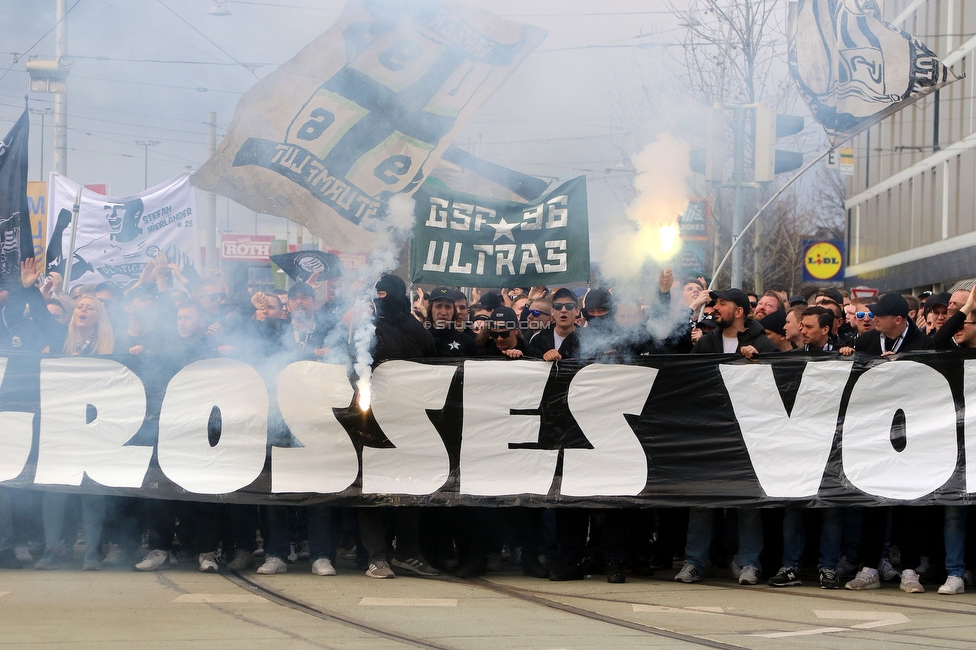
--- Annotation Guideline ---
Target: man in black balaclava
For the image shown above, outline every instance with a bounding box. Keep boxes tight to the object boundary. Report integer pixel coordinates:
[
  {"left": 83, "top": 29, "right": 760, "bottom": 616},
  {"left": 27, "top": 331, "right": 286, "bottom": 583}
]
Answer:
[
  {"left": 372, "top": 274, "right": 434, "bottom": 363},
  {"left": 359, "top": 274, "right": 437, "bottom": 580}
]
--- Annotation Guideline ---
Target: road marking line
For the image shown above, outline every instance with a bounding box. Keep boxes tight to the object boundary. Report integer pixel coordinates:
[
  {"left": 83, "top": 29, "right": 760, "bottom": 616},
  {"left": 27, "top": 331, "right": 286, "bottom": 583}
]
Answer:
[
  {"left": 632, "top": 604, "right": 723, "bottom": 615},
  {"left": 814, "top": 610, "right": 910, "bottom": 629},
  {"left": 751, "top": 627, "right": 848, "bottom": 638},
  {"left": 359, "top": 597, "right": 457, "bottom": 607},
  {"left": 173, "top": 594, "right": 267, "bottom": 603}
]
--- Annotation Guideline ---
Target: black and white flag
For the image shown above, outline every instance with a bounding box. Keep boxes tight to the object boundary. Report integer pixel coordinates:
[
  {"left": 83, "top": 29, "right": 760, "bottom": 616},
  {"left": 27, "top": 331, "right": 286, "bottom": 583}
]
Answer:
[
  {"left": 0, "top": 108, "right": 33, "bottom": 284},
  {"left": 789, "top": 0, "right": 958, "bottom": 146}
]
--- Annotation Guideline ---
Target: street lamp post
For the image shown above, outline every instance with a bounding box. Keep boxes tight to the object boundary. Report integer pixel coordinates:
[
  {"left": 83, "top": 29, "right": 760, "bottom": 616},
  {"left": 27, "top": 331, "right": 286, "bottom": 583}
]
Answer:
[
  {"left": 134, "top": 139, "right": 160, "bottom": 189},
  {"left": 29, "top": 107, "right": 54, "bottom": 181}
]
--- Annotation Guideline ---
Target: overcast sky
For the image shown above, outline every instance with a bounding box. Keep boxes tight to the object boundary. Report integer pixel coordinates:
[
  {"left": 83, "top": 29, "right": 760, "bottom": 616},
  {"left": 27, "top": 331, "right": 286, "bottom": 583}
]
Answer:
[{"left": 0, "top": 0, "right": 750, "bottom": 262}]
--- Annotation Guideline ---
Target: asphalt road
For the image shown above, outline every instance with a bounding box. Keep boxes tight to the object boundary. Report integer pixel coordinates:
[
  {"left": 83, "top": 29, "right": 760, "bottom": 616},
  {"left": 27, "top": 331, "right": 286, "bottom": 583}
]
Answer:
[{"left": 2, "top": 556, "right": 975, "bottom": 649}]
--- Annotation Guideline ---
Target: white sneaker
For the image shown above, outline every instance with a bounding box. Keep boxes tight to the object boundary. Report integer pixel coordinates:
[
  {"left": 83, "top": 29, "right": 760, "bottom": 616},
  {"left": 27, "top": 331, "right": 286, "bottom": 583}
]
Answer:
[
  {"left": 102, "top": 543, "right": 125, "bottom": 567},
  {"left": 738, "top": 565, "right": 760, "bottom": 585},
  {"left": 845, "top": 567, "right": 880, "bottom": 590},
  {"left": 939, "top": 576, "right": 965, "bottom": 595},
  {"left": 134, "top": 549, "right": 173, "bottom": 572},
  {"left": 311, "top": 558, "right": 336, "bottom": 576},
  {"left": 729, "top": 556, "right": 742, "bottom": 580},
  {"left": 256, "top": 557, "right": 288, "bottom": 575},
  {"left": 900, "top": 568, "right": 924, "bottom": 593},
  {"left": 674, "top": 562, "right": 703, "bottom": 583},
  {"left": 287, "top": 542, "right": 298, "bottom": 563},
  {"left": 199, "top": 551, "right": 220, "bottom": 573},
  {"left": 13, "top": 546, "right": 32, "bottom": 563},
  {"left": 878, "top": 557, "right": 900, "bottom": 581}
]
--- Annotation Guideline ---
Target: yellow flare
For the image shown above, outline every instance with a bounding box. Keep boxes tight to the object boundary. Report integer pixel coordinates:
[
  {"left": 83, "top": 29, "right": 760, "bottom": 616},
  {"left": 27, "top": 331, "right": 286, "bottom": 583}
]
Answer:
[{"left": 357, "top": 381, "right": 371, "bottom": 412}]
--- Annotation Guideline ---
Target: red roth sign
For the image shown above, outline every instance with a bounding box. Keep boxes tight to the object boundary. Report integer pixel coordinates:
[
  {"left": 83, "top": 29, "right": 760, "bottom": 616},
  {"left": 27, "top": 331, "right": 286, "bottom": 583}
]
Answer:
[{"left": 221, "top": 235, "right": 274, "bottom": 261}]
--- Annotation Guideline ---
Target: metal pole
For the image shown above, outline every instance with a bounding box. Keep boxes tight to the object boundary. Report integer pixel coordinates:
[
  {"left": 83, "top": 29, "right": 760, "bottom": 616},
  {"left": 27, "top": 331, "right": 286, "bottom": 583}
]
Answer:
[
  {"left": 53, "top": 0, "right": 67, "bottom": 176},
  {"left": 134, "top": 140, "right": 159, "bottom": 189},
  {"left": 709, "top": 146, "right": 834, "bottom": 290},
  {"left": 205, "top": 111, "right": 218, "bottom": 272},
  {"left": 730, "top": 105, "right": 745, "bottom": 288},
  {"left": 62, "top": 186, "right": 83, "bottom": 292},
  {"left": 40, "top": 112, "right": 44, "bottom": 180}
]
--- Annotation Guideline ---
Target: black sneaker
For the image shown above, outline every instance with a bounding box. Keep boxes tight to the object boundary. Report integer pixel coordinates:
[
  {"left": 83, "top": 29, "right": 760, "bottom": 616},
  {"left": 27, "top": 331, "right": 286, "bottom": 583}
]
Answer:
[
  {"left": 605, "top": 561, "right": 626, "bottom": 584},
  {"left": 819, "top": 567, "right": 840, "bottom": 589},
  {"left": 768, "top": 566, "right": 801, "bottom": 587},
  {"left": 549, "top": 562, "right": 584, "bottom": 581}
]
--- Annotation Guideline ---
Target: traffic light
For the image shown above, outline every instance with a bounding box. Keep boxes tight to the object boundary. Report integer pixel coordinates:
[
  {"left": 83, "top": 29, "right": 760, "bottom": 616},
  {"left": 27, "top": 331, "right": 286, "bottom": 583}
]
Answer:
[{"left": 753, "top": 103, "right": 804, "bottom": 182}]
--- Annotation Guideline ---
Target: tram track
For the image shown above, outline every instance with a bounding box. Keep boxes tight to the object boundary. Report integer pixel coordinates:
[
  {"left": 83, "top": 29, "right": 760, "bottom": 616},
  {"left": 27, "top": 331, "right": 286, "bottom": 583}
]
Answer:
[
  {"left": 222, "top": 570, "right": 459, "bottom": 650},
  {"left": 212, "top": 566, "right": 976, "bottom": 649},
  {"left": 466, "top": 574, "right": 976, "bottom": 648}
]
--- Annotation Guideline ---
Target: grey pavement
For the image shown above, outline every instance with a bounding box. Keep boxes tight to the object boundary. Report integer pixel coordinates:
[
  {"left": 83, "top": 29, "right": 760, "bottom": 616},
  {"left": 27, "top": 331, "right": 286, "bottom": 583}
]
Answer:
[{"left": 2, "top": 558, "right": 976, "bottom": 649}]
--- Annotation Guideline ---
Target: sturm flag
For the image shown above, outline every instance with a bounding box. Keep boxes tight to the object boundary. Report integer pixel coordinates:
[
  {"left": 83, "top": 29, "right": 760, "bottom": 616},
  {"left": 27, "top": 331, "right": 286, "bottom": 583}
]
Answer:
[
  {"left": 45, "top": 172, "right": 199, "bottom": 287},
  {"left": 789, "top": 0, "right": 959, "bottom": 146},
  {"left": 192, "top": 0, "right": 547, "bottom": 254},
  {"left": 270, "top": 250, "right": 343, "bottom": 283},
  {"left": 0, "top": 108, "right": 34, "bottom": 284}
]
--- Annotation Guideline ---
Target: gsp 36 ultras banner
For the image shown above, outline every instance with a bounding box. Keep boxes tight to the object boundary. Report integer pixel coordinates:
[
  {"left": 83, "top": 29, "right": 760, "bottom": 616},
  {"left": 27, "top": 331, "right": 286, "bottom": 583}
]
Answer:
[{"left": 1, "top": 351, "right": 975, "bottom": 507}]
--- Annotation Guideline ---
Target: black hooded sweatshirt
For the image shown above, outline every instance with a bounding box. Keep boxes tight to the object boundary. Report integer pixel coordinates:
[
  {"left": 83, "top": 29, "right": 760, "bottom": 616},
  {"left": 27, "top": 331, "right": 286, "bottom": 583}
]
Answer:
[{"left": 372, "top": 275, "right": 435, "bottom": 363}]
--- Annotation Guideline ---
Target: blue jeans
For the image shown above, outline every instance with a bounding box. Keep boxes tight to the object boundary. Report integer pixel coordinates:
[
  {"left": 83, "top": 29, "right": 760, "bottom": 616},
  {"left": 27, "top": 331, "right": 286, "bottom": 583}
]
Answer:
[
  {"left": 0, "top": 488, "right": 11, "bottom": 552},
  {"left": 685, "top": 507, "right": 762, "bottom": 571},
  {"left": 266, "top": 504, "right": 334, "bottom": 563},
  {"left": 945, "top": 506, "right": 967, "bottom": 578},
  {"left": 42, "top": 492, "right": 104, "bottom": 552},
  {"left": 782, "top": 506, "right": 804, "bottom": 570},
  {"left": 818, "top": 507, "right": 862, "bottom": 569}
]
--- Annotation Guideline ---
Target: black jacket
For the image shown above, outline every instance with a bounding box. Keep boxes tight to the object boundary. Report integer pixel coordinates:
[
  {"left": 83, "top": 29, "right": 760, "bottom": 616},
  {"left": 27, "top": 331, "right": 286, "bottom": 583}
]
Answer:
[
  {"left": 931, "top": 310, "right": 966, "bottom": 350},
  {"left": 430, "top": 326, "right": 476, "bottom": 357},
  {"left": 691, "top": 319, "right": 780, "bottom": 355},
  {"left": 851, "top": 320, "right": 931, "bottom": 355},
  {"left": 373, "top": 311, "right": 435, "bottom": 363},
  {"left": 526, "top": 327, "right": 580, "bottom": 359}
]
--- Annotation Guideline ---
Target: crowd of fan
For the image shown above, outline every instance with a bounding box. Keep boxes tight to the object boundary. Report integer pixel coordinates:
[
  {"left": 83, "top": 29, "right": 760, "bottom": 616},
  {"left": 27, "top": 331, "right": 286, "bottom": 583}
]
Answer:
[{"left": 0, "top": 256, "right": 974, "bottom": 596}]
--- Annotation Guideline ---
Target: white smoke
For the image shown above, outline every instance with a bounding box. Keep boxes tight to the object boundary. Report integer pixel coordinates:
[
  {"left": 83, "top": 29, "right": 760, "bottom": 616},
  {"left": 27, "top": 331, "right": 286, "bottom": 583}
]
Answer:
[
  {"left": 349, "top": 194, "right": 416, "bottom": 410},
  {"left": 602, "top": 133, "right": 692, "bottom": 280}
]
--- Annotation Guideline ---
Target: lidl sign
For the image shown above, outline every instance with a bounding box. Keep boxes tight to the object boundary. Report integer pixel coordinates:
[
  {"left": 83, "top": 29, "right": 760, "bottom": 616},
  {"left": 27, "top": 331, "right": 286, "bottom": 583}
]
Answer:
[{"left": 802, "top": 239, "right": 844, "bottom": 282}]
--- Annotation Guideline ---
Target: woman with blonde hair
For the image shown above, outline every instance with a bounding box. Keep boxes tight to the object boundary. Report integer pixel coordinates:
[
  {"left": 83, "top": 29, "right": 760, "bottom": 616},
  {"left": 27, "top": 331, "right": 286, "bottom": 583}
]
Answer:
[
  {"left": 62, "top": 295, "right": 114, "bottom": 356},
  {"left": 35, "top": 295, "right": 114, "bottom": 571}
]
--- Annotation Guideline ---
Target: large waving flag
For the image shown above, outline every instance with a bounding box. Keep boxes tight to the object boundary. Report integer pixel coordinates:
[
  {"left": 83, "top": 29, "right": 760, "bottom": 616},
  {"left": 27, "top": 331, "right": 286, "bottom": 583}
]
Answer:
[
  {"left": 0, "top": 108, "right": 32, "bottom": 285},
  {"left": 789, "top": 0, "right": 958, "bottom": 146},
  {"left": 193, "top": 0, "right": 546, "bottom": 254}
]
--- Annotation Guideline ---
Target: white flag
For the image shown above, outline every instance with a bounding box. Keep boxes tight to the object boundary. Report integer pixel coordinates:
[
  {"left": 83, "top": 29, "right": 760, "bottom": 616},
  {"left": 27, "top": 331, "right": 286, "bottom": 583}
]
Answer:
[
  {"left": 192, "top": 0, "right": 546, "bottom": 254},
  {"left": 45, "top": 172, "right": 199, "bottom": 287},
  {"left": 789, "top": 0, "right": 958, "bottom": 146}
]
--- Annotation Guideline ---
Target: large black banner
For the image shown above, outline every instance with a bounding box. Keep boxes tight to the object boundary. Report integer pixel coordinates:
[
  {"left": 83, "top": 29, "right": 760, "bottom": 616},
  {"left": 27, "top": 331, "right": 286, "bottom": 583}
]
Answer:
[{"left": 1, "top": 350, "right": 973, "bottom": 507}]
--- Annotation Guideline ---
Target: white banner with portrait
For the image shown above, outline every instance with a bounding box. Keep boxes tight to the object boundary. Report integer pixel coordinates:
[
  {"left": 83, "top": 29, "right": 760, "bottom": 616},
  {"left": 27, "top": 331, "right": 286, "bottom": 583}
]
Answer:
[{"left": 45, "top": 172, "right": 199, "bottom": 287}]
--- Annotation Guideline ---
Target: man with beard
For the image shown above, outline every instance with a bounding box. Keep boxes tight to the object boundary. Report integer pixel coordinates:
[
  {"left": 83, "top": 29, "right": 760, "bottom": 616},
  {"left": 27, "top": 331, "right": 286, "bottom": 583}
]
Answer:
[
  {"left": 425, "top": 287, "right": 475, "bottom": 357},
  {"left": 359, "top": 274, "right": 437, "bottom": 580},
  {"left": 677, "top": 289, "right": 777, "bottom": 587},
  {"left": 279, "top": 283, "right": 328, "bottom": 357}
]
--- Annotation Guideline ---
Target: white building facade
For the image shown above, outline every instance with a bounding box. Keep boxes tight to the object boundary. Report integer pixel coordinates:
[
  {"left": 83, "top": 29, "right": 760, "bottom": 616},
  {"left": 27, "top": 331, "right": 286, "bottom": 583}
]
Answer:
[{"left": 846, "top": 0, "right": 976, "bottom": 292}]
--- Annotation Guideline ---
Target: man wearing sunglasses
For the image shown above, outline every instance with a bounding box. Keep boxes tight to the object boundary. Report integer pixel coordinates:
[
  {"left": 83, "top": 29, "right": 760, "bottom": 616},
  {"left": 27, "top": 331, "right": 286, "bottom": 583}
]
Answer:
[
  {"left": 524, "top": 297, "right": 554, "bottom": 333},
  {"left": 526, "top": 287, "right": 580, "bottom": 361}
]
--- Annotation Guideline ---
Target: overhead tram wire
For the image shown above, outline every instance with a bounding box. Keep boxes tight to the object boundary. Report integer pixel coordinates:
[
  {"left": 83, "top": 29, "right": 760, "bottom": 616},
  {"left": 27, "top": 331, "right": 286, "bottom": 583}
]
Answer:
[
  {"left": 95, "top": 0, "right": 224, "bottom": 62},
  {"left": 155, "top": 0, "right": 261, "bottom": 78},
  {"left": 0, "top": 0, "right": 84, "bottom": 85}
]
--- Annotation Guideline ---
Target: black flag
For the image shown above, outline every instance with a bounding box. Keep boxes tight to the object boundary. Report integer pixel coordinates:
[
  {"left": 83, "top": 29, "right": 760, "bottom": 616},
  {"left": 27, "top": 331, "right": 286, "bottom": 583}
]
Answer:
[
  {"left": 0, "top": 108, "right": 32, "bottom": 286},
  {"left": 270, "top": 250, "right": 342, "bottom": 283}
]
